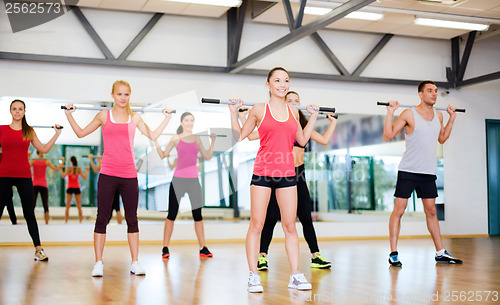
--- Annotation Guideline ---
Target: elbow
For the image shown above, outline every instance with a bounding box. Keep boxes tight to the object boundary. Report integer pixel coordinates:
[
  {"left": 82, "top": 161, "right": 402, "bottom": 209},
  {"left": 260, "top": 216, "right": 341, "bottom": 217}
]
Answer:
[
  {"left": 383, "top": 135, "right": 391, "bottom": 142},
  {"left": 317, "top": 139, "right": 328, "bottom": 146}
]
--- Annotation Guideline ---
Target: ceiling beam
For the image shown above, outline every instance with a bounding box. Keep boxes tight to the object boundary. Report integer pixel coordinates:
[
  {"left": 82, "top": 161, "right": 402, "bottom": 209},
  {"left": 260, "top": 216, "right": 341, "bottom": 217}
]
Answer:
[
  {"left": 352, "top": 34, "right": 393, "bottom": 77},
  {"left": 229, "top": 0, "right": 376, "bottom": 73},
  {"left": 457, "top": 31, "right": 477, "bottom": 82},
  {"left": 118, "top": 13, "right": 163, "bottom": 61},
  {"left": 310, "top": 32, "right": 350, "bottom": 76},
  {"left": 457, "top": 71, "right": 500, "bottom": 88},
  {"left": 71, "top": 6, "right": 115, "bottom": 60}
]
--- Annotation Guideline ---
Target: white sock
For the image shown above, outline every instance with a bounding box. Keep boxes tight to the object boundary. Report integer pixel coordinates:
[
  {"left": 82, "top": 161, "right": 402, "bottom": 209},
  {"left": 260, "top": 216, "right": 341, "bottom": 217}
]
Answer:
[{"left": 436, "top": 249, "right": 445, "bottom": 256}]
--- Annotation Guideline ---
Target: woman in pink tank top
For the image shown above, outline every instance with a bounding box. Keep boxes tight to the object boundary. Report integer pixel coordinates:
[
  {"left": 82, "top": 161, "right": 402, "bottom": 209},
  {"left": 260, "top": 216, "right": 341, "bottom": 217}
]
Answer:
[
  {"left": 154, "top": 112, "right": 216, "bottom": 259},
  {"left": 64, "top": 80, "right": 173, "bottom": 277},
  {"left": 229, "top": 67, "right": 319, "bottom": 293},
  {"left": 30, "top": 150, "right": 64, "bottom": 224},
  {"left": 60, "top": 156, "right": 89, "bottom": 223}
]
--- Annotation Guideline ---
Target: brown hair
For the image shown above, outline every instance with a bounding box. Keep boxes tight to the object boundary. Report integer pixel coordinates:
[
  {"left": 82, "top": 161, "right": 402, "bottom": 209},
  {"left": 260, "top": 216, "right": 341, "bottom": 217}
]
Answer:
[
  {"left": 418, "top": 80, "right": 436, "bottom": 92},
  {"left": 286, "top": 91, "right": 308, "bottom": 129},
  {"left": 10, "top": 100, "right": 34, "bottom": 141},
  {"left": 177, "top": 112, "right": 194, "bottom": 134},
  {"left": 266, "top": 67, "right": 289, "bottom": 82},
  {"left": 112, "top": 80, "right": 133, "bottom": 116}
]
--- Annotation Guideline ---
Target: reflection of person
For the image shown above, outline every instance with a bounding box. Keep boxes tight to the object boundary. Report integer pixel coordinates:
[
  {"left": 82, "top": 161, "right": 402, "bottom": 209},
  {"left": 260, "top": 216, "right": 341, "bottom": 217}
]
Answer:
[
  {"left": 64, "top": 80, "right": 172, "bottom": 277},
  {"left": 154, "top": 112, "right": 215, "bottom": 259},
  {"left": 60, "top": 156, "right": 89, "bottom": 223},
  {"left": 0, "top": 100, "right": 62, "bottom": 261},
  {"left": 0, "top": 146, "right": 17, "bottom": 225},
  {"left": 383, "top": 80, "right": 462, "bottom": 267},
  {"left": 240, "top": 91, "right": 337, "bottom": 271},
  {"left": 30, "top": 151, "right": 64, "bottom": 224},
  {"left": 88, "top": 154, "right": 123, "bottom": 224},
  {"left": 229, "top": 67, "right": 318, "bottom": 293}
]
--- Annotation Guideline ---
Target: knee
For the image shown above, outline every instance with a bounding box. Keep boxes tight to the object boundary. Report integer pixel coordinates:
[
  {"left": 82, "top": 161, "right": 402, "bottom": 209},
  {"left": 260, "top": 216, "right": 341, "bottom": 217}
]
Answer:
[
  {"left": 249, "top": 219, "right": 265, "bottom": 234},
  {"left": 424, "top": 206, "right": 437, "bottom": 217},
  {"left": 281, "top": 221, "right": 297, "bottom": 234}
]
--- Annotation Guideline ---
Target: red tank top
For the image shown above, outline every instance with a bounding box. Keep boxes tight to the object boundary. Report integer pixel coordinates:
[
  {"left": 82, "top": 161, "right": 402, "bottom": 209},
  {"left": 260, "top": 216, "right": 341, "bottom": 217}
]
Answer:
[
  {"left": 66, "top": 170, "right": 80, "bottom": 189},
  {"left": 32, "top": 159, "right": 48, "bottom": 187},
  {"left": 253, "top": 103, "right": 297, "bottom": 177},
  {"left": 0, "top": 125, "right": 31, "bottom": 178}
]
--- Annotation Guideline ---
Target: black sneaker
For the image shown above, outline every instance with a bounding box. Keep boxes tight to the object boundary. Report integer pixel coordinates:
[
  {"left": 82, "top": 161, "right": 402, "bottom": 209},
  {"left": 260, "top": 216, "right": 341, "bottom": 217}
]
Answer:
[
  {"left": 199, "top": 246, "right": 213, "bottom": 258},
  {"left": 389, "top": 251, "right": 402, "bottom": 267},
  {"left": 435, "top": 250, "right": 463, "bottom": 264},
  {"left": 257, "top": 255, "right": 268, "bottom": 271},
  {"left": 310, "top": 253, "right": 332, "bottom": 269},
  {"left": 162, "top": 246, "right": 170, "bottom": 259}
]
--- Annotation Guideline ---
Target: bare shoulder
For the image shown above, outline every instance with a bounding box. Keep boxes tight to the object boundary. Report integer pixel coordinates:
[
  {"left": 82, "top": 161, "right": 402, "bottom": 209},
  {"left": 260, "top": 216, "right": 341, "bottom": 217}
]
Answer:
[{"left": 249, "top": 103, "right": 265, "bottom": 119}]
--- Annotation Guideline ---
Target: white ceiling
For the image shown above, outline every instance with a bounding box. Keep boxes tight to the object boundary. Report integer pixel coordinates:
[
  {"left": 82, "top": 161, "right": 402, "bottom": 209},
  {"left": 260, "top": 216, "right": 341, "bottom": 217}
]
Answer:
[{"left": 75, "top": 0, "right": 500, "bottom": 39}]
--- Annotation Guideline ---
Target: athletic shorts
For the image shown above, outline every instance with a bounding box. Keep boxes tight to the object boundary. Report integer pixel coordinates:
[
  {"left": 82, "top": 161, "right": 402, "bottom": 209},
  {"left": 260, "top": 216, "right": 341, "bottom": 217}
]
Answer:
[
  {"left": 250, "top": 174, "right": 296, "bottom": 189},
  {"left": 66, "top": 188, "right": 81, "bottom": 195},
  {"left": 394, "top": 171, "right": 437, "bottom": 199}
]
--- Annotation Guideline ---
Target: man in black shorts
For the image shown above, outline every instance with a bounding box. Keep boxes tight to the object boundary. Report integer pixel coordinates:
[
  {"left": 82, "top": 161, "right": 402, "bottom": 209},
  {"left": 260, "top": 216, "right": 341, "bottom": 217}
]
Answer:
[{"left": 383, "top": 80, "right": 462, "bottom": 267}]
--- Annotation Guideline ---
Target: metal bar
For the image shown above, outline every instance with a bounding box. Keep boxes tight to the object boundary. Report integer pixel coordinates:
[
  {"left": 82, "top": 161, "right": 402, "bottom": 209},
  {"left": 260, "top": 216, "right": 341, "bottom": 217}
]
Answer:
[
  {"left": 282, "top": 0, "right": 295, "bottom": 31},
  {"left": 377, "top": 102, "right": 465, "bottom": 113},
  {"left": 457, "top": 71, "right": 500, "bottom": 88},
  {"left": 457, "top": 31, "right": 477, "bottom": 82},
  {"left": 61, "top": 105, "right": 175, "bottom": 113},
  {"left": 227, "top": 0, "right": 247, "bottom": 66},
  {"left": 118, "top": 13, "right": 163, "bottom": 61},
  {"left": 229, "top": 0, "right": 376, "bottom": 73},
  {"left": 31, "top": 125, "right": 63, "bottom": 129},
  {"left": 352, "top": 33, "right": 393, "bottom": 76},
  {"left": 251, "top": 0, "right": 277, "bottom": 19},
  {"left": 71, "top": 6, "right": 115, "bottom": 60},
  {"left": 310, "top": 32, "right": 350, "bottom": 76},
  {"left": 294, "top": 0, "right": 307, "bottom": 29},
  {"left": 202, "top": 98, "right": 335, "bottom": 112}
]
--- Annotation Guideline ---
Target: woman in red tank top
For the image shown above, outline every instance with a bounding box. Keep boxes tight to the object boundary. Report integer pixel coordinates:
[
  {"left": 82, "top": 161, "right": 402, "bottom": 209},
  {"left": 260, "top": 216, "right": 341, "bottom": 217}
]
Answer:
[
  {"left": 229, "top": 67, "right": 320, "bottom": 293},
  {"left": 0, "top": 100, "right": 62, "bottom": 261},
  {"left": 60, "top": 156, "right": 89, "bottom": 223},
  {"left": 30, "top": 150, "right": 64, "bottom": 224}
]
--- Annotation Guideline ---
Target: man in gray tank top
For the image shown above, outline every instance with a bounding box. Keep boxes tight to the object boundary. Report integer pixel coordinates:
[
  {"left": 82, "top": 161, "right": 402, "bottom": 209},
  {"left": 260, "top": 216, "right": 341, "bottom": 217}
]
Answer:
[{"left": 383, "top": 80, "right": 462, "bottom": 267}]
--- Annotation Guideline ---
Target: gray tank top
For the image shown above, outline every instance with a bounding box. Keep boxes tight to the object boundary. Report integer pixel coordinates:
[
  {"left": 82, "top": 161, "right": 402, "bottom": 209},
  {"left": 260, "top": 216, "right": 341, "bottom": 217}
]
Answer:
[{"left": 398, "top": 107, "right": 441, "bottom": 175}]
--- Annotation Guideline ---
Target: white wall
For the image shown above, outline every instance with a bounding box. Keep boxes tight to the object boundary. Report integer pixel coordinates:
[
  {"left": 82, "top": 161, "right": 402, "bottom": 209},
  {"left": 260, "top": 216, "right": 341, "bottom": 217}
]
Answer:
[{"left": 1, "top": 7, "right": 499, "bottom": 237}]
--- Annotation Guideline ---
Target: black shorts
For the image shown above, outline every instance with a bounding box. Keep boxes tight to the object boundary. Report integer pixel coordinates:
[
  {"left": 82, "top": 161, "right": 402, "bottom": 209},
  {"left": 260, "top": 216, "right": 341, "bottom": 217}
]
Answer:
[
  {"left": 250, "top": 174, "right": 296, "bottom": 189},
  {"left": 394, "top": 171, "right": 437, "bottom": 199},
  {"left": 66, "top": 188, "right": 81, "bottom": 195}
]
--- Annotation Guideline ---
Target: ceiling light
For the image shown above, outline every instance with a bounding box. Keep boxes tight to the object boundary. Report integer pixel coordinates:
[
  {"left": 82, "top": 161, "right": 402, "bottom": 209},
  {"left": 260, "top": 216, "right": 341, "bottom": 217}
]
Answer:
[
  {"left": 304, "top": 6, "right": 383, "bottom": 21},
  {"left": 414, "top": 17, "right": 489, "bottom": 31},
  {"left": 161, "top": 0, "right": 241, "bottom": 7}
]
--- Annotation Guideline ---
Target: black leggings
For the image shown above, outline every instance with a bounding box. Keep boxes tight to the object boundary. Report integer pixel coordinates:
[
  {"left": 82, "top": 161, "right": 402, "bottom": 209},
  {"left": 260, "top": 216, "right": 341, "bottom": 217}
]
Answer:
[
  {"left": 167, "top": 177, "right": 203, "bottom": 222},
  {"left": 0, "top": 177, "right": 41, "bottom": 247},
  {"left": 33, "top": 186, "right": 49, "bottom": 213},
  {"left": 0, "top": 185, "right": 17, "bottom": 224},
  {"left": 95, "top": 174, "right": 138, "bottom": 234},
  {"left": 259, "top": 164, "right": 319, "bottom": 254}
]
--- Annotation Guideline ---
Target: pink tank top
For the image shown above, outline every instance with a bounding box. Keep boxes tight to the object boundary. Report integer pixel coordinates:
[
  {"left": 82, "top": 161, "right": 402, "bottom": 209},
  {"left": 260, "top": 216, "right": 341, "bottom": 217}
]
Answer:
[
  {"left": 174, "top": 139, "right": 199, "bottom": 178},
  {"left": 66, "top": 171, "right": 80, "bottom": 189},
  {"left": 100, "top": 110, "right": 137, "bottom": 178},
  {"left": 253, "top": 103, "right": 297, "bottom": 177},
  {"left": 32, "top": 159, "right": 48, "bottom": 187}
]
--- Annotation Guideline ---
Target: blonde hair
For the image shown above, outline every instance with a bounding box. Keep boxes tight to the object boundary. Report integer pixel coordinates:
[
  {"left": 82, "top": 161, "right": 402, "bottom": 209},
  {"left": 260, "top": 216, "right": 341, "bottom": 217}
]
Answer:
[{"left": 111, "top": 80, "right": 133, "bottom": 116}]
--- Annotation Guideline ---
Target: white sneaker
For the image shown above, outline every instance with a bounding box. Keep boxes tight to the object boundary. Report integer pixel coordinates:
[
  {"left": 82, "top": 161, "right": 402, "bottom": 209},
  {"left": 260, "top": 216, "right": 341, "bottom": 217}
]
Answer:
[
  {"left": 91, "top": 261, "right": 103, "bottom": 277},
  {"left": 288, "top": 272, "right": 312, "bottom": 290},
  {"left": 248, "top": 271, "right": 263, "bottom": 293},
  {"left": 130, "top": 261, "right": 146, "bottom": 276}
]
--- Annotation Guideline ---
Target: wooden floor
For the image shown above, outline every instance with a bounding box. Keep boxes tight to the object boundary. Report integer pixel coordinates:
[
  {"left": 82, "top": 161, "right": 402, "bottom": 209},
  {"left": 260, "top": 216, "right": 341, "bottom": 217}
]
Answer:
[{"left": 1, "top": 237, "right": 499, "bottom": 305}]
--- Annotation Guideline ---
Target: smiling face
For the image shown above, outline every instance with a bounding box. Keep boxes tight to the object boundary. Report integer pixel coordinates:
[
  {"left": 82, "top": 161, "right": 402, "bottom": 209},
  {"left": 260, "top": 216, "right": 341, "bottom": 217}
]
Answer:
[
  {"left": 181, "top": 114, "right": 194, "bottom": 132},
  {"left": 111, "top": 84, "right": 131, "bottom": 108},
  {"left": 10, "top": 101, "right": 25, "bottom": 122},
  {"left": 419, "top": 83, "right": 438, "bottom": 106},
  {"left": 266, "top": 69, "right": 290, "bottom": 98}
]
